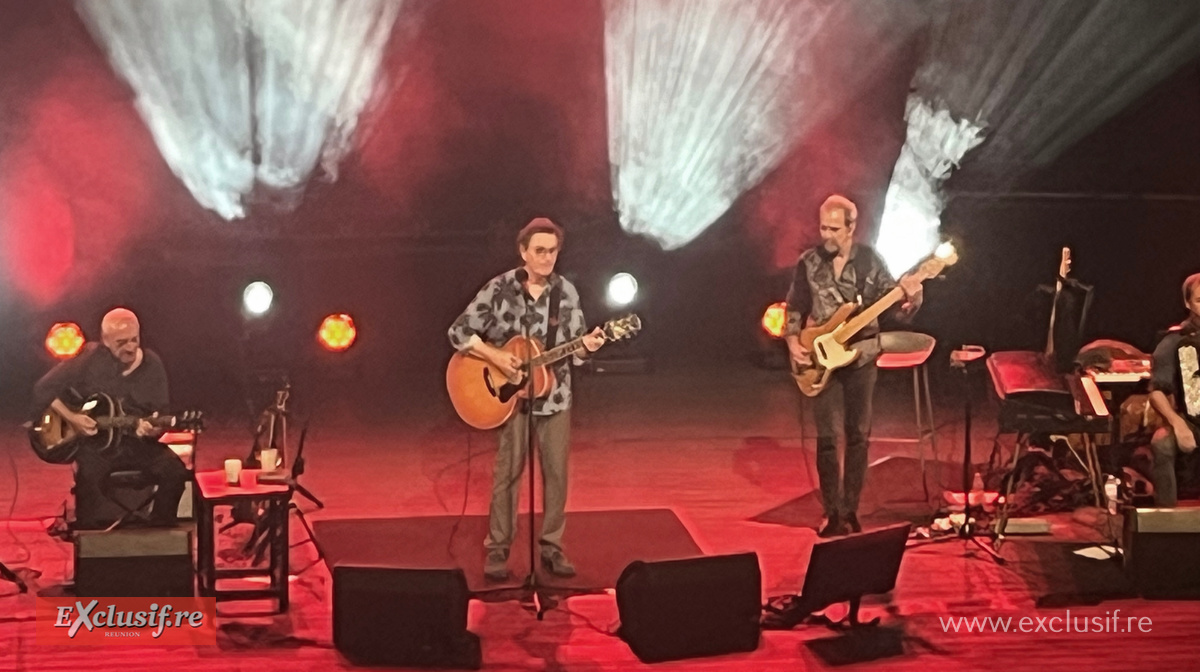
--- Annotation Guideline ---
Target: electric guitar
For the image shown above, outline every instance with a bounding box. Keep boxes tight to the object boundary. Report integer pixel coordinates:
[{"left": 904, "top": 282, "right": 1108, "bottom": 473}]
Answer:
[
  {"left": 791, "top": 243, "right": 958, "bottom": 397},
  {"left": 446, "top": 314, "right": 642, "bottom": 429},
  {"left": 28, "top": 392, "right": 204, "bottom": 464}
]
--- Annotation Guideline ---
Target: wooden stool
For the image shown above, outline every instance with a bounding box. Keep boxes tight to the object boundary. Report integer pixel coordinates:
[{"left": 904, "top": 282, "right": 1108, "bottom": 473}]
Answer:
[{"left": 194, "top": 469, "right": 291, "bottom": 613}]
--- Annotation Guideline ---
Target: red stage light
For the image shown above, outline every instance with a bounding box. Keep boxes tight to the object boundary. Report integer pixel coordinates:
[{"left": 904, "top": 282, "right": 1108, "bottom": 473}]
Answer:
[
  {"left": 761, "top": 302, "right": 787, "bottom": 339},
  {"left": 45, "top": 322, "right": 86, "bottom": 359},
  {"left": 318, "top": 314, "right": 357, "bottom": 352}
]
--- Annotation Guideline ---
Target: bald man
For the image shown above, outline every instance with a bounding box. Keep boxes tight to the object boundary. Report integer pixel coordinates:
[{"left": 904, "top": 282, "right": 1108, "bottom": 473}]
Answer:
[
  {"left": 32, "top": 308, "right": 188, "bottom": 529},
  {"left": 785, "top": 195, "right": 922, "bottom": 537}
]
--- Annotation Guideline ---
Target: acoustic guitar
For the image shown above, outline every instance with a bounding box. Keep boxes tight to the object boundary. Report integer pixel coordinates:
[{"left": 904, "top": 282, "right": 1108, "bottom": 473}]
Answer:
[
  {"left": 791, "top": 243, "right": 958, "bottom": 397},
  {"left": 446, "top": 314, "right": 641, "bottom": 429},
  {"left": 28, "top": 392, "right": 204, "bottom": 464}
]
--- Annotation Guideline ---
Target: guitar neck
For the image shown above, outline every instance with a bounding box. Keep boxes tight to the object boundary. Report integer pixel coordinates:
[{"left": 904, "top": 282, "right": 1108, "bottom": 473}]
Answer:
[
  {"left": 96, "top": 415, "right": 175, "bottom": 431},
  {"left": 528, "top": 336, "right": 588, "bottom": 368},
  {"left": 833, "top": 287, "right": 906, "bottom": 344}
]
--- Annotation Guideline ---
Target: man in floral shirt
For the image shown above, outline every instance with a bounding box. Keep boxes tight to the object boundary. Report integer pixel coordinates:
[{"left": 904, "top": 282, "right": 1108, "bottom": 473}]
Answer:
[{"left": 449, "top": 217, "right": 604, "bottom": 580}]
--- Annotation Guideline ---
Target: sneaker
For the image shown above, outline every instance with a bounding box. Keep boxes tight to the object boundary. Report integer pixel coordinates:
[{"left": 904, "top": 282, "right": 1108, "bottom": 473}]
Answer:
[
  {"left": 484, "top": 547, "right": 509, "bottom": 581},
  {"left": 844, "top": 512, "right": 862, "bottom": 534},
  {"left": 818, "top": 514, "right": 847, "bottom": 538},
  {"left": 540, "top": 549, "right": 576, "bottom": 577}
]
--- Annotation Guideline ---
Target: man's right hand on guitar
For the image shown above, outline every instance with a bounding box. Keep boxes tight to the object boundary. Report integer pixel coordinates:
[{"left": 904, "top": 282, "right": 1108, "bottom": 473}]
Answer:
[
  {"left": 67, "top": 412, "right": 98, "bottom": 436},
  {"left": 786, "top": 336, "right": 811, "bottom": 367},
  {"left": 478, "top": 344, "right": 521, "bottom": 380}
]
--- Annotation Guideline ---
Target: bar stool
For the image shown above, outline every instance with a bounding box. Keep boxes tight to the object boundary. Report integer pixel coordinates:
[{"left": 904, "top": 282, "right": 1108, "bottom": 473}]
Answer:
[{"left": 875, "top": 332, "right": 938, "bottom": 486}]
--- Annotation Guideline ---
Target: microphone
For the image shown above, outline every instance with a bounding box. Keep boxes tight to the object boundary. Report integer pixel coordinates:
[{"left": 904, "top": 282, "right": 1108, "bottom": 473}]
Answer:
[{"left": 514, "top": 268, "right": 533, "bottom": 303}]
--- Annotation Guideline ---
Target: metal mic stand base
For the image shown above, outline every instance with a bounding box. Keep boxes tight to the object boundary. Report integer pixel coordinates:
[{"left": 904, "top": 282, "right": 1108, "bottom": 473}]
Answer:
[{"left": 0, "top": 561, "right": 27, "bottom": 593}]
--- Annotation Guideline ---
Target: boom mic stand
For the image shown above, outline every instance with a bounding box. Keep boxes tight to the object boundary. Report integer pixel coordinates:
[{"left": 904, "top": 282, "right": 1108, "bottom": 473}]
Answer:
[
  {"left": 912, "top": 346, "right": 1004, "bottom": 564},
  {"left": 517, "top": 276, "right": 551, "bottom": 620},
  {"left": 0, "top": 561, "right": 27, "bottom": 593}
]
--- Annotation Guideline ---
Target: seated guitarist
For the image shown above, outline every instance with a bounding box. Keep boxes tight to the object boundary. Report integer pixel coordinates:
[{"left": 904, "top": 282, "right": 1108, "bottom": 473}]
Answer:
[
  {"left": 447, "top": 217, "right": 605, "bottom": 581},
  {"left": 1148, "top": 273, "right": 1200, "bottom": 506},
  {"left": 785, "top": 195, "right": 923, "bottom": 537},
  {"left": 31, "top": 308, "right": 188, "bottom": 529}
]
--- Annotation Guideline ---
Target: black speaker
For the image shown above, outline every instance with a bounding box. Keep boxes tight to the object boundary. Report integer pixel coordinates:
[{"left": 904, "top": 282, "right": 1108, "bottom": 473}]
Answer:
[
  {"left": 74, "top": 528, "right": 193, "bottom": 597},
  {"left": 1123, "top": 507, "right": 1200, "bottom": 598},
  {"left": 332, "top": 566, "right": 481, "bottom": 669},
  {"left": 616, "top": 552, "right": 761, "bottom": 663}
]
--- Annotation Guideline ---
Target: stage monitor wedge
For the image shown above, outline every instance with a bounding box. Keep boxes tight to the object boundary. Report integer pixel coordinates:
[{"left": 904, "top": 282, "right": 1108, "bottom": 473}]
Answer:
[
  {"left": 333, "top": 565, "right": 481, "bottom": 669},
  {"left": 616, "top": 552, "right": 761, "bottom": 663}
]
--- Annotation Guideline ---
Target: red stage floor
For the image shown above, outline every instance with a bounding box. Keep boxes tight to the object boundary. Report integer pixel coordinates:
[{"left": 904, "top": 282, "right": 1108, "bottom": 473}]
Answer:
[{"left": 2, "top": 364, "right": 1199, "bottom": 670}]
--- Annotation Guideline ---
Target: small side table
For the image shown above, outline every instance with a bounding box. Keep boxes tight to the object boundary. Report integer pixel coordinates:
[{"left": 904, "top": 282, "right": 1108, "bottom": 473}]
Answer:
[{"left": 195, "top": 469, "right": 292, "bottom": 612}]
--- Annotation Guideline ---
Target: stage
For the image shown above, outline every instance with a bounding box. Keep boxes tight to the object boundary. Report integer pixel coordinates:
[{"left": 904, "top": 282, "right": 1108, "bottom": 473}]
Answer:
[{"left": 2, "top": 363, "right": 1198, "bottom": 670}]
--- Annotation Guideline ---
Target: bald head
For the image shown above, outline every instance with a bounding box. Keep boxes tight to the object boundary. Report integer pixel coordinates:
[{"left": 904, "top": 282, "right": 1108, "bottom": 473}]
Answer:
[{"left": 101, "top": 307, "right": 141, "bottom": 366}]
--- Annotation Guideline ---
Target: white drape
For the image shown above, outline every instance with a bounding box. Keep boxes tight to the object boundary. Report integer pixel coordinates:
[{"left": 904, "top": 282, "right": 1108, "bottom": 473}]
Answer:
[
  {"left": 876, "top": 0, "right": 1200, "bottom": 273},
  {"left": 77, "top": 0, "right": 402, "bottom": 220}
]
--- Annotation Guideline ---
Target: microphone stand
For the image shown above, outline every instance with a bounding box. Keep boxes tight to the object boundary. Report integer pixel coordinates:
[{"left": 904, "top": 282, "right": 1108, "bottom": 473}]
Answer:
[{"left": 517, "top": 274, "right": 549, "bottom": 620}]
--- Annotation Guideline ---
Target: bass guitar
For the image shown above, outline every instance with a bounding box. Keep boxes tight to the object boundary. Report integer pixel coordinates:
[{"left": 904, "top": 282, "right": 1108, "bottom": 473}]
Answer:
[
  {"left": 792, "top": 243, "right": 958, "bottom": 397},
  {"left": 447, "top": 314, "right": 641, "bottom": 429},
  {"left": 28, "top": 392, "right": 204, "bottom": 464}
]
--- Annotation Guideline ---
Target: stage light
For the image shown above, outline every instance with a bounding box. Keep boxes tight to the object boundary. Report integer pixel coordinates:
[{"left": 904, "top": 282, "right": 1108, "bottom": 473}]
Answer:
[
  {"left": 318, "top": 313, "right": 357, "bottom": 352},
  {"left": 243, "top": 281, "right": 274, "bottom": 316},
  {"left": 761, "top": 302, "right": 787, "bottom": 339},
  {"left": 874, "top": 97, "right": 984, "bottom": 276},
  {"left": 606, "top": 273, "right": 639, "bottom": 308},
  {"left": 45, "top": 322, "right": 86, "bottom": 359}
]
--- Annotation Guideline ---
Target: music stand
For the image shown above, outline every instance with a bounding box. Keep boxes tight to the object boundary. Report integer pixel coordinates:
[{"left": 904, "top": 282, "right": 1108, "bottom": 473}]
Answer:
[
  {"left": 259, "top": 426, "right": 325, "bottom": 564},
  {"left": 764, "top": 522, "right": 911, "bottom": 629}
]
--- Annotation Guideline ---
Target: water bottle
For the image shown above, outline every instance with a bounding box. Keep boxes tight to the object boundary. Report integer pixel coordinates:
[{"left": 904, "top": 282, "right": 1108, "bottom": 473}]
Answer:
[
  {"left": 1104, "top": 475, "right": 1120, "bottom": 515},
  {"left": 969, "top": 472, "right": 985, "bottom": 507}
]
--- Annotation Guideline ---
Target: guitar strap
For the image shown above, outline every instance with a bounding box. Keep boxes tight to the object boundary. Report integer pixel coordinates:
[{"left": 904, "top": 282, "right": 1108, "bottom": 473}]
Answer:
[
  {"left": 852, "top": 247, "right": 872, "bottom": 305},
  {"left": 545, "top": 278, "right": 563, "bottom": 350}
]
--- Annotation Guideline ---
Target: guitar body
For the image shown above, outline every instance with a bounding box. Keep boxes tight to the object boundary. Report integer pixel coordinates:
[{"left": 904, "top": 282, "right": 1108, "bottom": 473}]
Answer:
[
  {"left": 446, "top": 335, "right": 557, "bottom": 430},
  {"left": 27, "top": 394, "right": 204, "bottom": 465},
  {"left": 791, "top": 304, "right": 862, "bottom": 397},
  {"left": 28, "top": 393, "right": 121, "bottom": 464}
]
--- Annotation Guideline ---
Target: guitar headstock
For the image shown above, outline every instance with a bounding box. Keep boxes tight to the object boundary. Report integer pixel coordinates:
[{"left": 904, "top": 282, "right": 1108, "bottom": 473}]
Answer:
[
  {"left": 1057, "top": 247, "right": 1071, "bottom": 280},
  {"left": 602, "top": 314, "right": 642, "bottom": 342},
  {"left": 912, "top": 241, "right": 958, "bottom": 281}
]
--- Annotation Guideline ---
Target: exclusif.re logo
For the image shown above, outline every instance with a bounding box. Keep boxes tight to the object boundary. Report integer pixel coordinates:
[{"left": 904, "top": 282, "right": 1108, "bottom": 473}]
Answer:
[{"left": 36, "top": 597, "right": 217, "bottom": 646}]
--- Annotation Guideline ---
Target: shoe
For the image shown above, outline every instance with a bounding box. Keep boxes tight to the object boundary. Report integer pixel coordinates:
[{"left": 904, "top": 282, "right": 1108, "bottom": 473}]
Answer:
[
  {"left": 540, "top": 549, "right": 576, "bottom": 577},
  {"left": 484, "top": 548, "right": 509, "bottom": 581},
  {"left": 818, "top": 514, "right": 847, "bottom": 538},
  {"left": 844, "top": 512, "right": 862, "bottom": 534}
]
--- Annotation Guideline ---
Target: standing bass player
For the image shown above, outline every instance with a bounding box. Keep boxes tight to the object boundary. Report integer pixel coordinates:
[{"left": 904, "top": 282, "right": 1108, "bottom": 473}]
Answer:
[
  {"left": 448, "top": 217, "right": 605, "bottom": 581},
  {"left": 785, "top": 195, "right": 924, "bottom": 537}
]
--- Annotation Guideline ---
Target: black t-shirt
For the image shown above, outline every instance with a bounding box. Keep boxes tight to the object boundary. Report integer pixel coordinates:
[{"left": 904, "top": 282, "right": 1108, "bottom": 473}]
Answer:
[
  {"left": 1151, "top": 319, "right": 1200, "bottom": 420},
  {"left": 30, "top": 343, "right": 169, "bottom": 421}
]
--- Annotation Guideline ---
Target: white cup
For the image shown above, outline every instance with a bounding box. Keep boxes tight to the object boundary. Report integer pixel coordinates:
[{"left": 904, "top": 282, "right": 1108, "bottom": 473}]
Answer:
[
  {"left": 260, "top": 448, "right": 278, "bottom": 472},
  {"left": 224, "top": 459, "right": 242, "bottom": 485}
]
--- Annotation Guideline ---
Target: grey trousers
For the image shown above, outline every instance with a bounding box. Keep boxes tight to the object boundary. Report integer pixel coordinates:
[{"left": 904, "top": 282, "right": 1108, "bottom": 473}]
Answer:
[
  {"left": 485, "top": 408, "right": 570, "bottom": 554},
  {"left": 811, "top": 363, "right": 878, "bottom": 517},
  {"left": 1151, "top": 420, "right": 1199, "bottom": 507}
]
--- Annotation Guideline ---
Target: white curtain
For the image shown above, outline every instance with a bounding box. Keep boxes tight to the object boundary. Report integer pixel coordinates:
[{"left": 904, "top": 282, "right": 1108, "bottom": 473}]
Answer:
[
  {"left": 77, "top": 0, "right": 403, "bottom": 220},
  {"left": 604, "top": 0, "right": 926, "bottom": 251},
  {"left": 604, "top": 0, "right": 820, "bottom": 250},
  {"left": 876, "top": 0, "right": 1200, "bottom": 271}
]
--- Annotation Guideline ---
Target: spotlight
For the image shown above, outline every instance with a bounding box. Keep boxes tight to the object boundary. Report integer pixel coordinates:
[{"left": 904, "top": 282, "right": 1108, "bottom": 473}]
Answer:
[
  {"left": 243, "top": 281, "right": 274, "bottom": 317},
  {"left": 45, "top": 322, "right": 86, "bottom": 359},
  {"left": 761, "top": 302, "right": 787, "bottom": 339},
  {"left": 318, "top": 313, "right": 357, "bottom": 352},
  {"left": 606, "top": 273, "right": 639, "bottom": 308}
]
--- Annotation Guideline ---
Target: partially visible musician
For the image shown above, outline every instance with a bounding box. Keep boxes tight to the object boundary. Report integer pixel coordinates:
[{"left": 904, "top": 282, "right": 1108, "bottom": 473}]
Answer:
[
  {"left": 30, "top": 308, "right": 188, "bottom": 528},
  {"left": 1148, "top": 273, "right": 1200, "bottom": 506},
  {"left": 784, "top": 195, "right": 923, "bottom": 536},
  {"left": 447, "top": 217, "right": 604, "bottom": 581}
]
